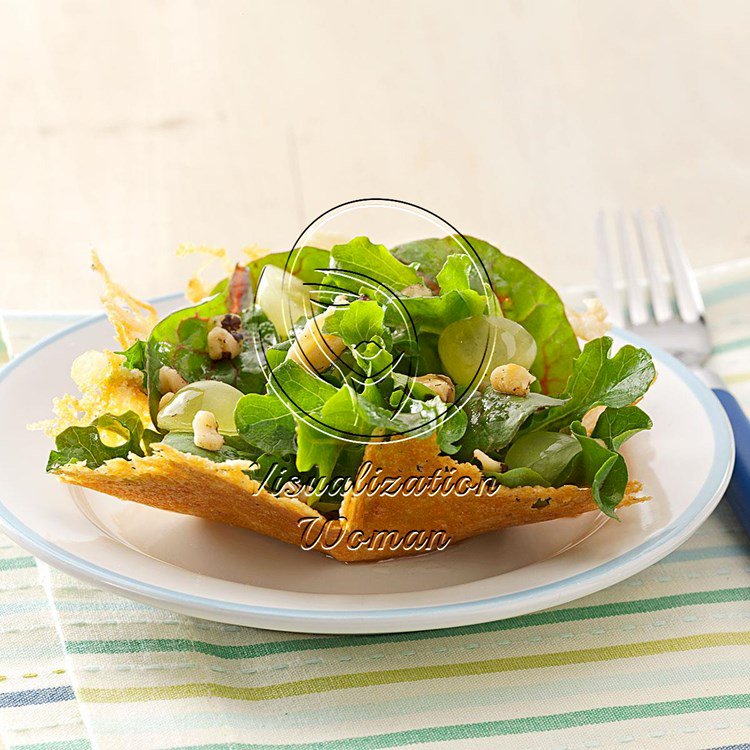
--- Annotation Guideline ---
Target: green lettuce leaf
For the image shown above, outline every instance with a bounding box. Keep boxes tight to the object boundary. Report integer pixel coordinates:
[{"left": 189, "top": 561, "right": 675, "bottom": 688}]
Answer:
[
  {"left": 247, "top": 246, "right": 330, "bottom": 290},
  {"left": 324, "top": 237, "right": 421, "bottom": 296},
  {"left": 591, "top": 405, "right": 653, "bottom": 450},
  {"left": 392, "top": 237, "right": 482, "bottom": 289},
  {"left": 383, "top": 254, "right": 487, "bottom": 335},
  {"left": 296, "top": 385, "right": 364, "bottom": 481},
  {"left": 393, "top": 237, "right": 581, "bottom": 394},
  {"left": 270, "top": 359, "right": 337, "bottom": 412},
  {"left": 465, "top": 237, "right": 581, "bottom": 395},
  {"left": 523, "top": 337, "right": 656, "bottom": 435},
  {"left": 47, "top": 412, "right": 158, "bottom": 471},
  {"left": 324, "top": 299, "right": 385, "bottom": 348},
  {"left": 234, "top": 392, "right": 297, "bottom": 456}
]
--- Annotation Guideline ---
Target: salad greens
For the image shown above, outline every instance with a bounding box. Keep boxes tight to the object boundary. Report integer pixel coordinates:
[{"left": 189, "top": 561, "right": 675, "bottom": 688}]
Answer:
[
  {"left": 48, "top": 234, "right": 656, "bottom": 517},
  {"left": 47, "top": 412, "right": 159, "bottom": 471}
]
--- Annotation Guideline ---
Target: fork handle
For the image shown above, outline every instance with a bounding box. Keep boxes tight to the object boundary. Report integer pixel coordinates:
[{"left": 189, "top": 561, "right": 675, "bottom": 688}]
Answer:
[{"left": 713, "top": 388, "right": 750, "bottom": 536}]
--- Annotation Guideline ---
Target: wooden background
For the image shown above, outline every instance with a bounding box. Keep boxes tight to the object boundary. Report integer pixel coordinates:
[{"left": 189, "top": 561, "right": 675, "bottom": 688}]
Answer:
[{"left": 1, "top": 0, "right": 748, "bottom": 310}]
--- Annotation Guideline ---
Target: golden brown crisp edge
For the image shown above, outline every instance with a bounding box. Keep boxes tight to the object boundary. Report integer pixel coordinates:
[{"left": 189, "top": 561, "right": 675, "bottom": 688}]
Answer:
[{"left": 52, "top": 436, "right": 647, "bottom": 563}]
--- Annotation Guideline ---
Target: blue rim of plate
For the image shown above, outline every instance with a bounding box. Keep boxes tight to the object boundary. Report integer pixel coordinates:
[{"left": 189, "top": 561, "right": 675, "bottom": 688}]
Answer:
[{"left": 0, "top": 297, "right": 736, "bottom": 624}]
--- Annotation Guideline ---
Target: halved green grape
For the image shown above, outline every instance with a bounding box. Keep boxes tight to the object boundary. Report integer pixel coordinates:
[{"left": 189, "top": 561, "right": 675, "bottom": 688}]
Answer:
[
  {"left": 504, "top": 431, "right": 581, "bottom": 486},
  {"left": 437, "top": 315, "right": 537, "bottom": 386},
  {"left": 256, "top": 265, "right": 311, "bottom": 338},
  {"left": 157, "top": 380, "right": 244, "bottom": 434}
]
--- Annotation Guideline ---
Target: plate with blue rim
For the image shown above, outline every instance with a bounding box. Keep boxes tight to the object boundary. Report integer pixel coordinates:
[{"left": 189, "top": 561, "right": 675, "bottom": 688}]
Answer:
[{"left": 0, "top": 297, "right": 734, "bottom": 633}]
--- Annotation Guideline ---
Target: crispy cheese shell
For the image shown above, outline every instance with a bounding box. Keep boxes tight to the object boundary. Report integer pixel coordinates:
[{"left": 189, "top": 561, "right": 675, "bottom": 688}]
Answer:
[{"left": 53, "top": 436, "right": 647, "bottom": 562}]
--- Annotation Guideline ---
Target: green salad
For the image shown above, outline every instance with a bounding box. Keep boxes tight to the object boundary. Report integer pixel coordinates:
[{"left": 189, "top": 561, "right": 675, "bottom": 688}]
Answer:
[{"left": 47, "top": 235, "right": 656, "bottom": 517}]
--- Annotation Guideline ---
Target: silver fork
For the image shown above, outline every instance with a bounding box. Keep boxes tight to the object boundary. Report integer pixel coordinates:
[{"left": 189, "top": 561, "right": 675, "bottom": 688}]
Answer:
[{"left": 596, "top": 208, "right": 750, "bottom": 534}]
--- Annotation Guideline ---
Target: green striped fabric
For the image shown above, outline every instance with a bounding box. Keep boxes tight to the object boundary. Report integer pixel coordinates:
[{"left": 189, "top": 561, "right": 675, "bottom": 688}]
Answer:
[{"left": 1, "top": 261, "right": 749, "bottom": 750}]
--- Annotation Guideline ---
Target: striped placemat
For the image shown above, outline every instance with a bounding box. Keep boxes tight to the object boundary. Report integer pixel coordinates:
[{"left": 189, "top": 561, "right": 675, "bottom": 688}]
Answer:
[{"left": 1, "top": 262, "right": 749, "bottom": 750}]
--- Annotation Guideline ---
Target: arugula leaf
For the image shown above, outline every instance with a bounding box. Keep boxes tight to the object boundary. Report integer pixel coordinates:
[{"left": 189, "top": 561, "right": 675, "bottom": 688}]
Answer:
[
  {"left": 325, "top": 237, "right": 421, "bottom": 295},
  {"left": 436, "top": 407, "right": 467, "bottom": 454},
  {"left": 146, "top": 291, "right": 275, "bottom": 423},
  {"left": 458, "top": 390, "right": 566, "bottom": 460},
  {"left": 47, "top": 412, "right": 157, "bottom": 471},
  {"left": 247, "top": 452, "right": 307, "bottom": 492},
  {"left": 117, "top": 340, "right": 147, "bottom": 386},
  {"left": 523, "top": 337, "right": 656, "bottom": 434},
  {"left": 592, "top": 405, "right": 653, "bottom": 450},
  {"left": 570, "top": 422, "right": 628, "bottom": 518}
]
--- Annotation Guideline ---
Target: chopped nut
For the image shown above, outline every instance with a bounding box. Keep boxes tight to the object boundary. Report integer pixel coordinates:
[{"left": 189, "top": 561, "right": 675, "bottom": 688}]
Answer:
[
  {"left": 214, "top": 313, "right": 243, "bottom": 336},
  {"left": 192, "top": 410, "right": 224, "bottom": 451},
  {"left": 287, "top": 308, "right": 345, "bottom": 373},
  {"left": 158, "top": 391, "right": 176, "bottom": 411},
  {"left": 402, "top": 284, "right": 433, "bottom": 298},
  {"left": 473, "top": 449, "right": 505, "bottom": 473},
  {"left": 158, "top": 365, "right": 187, "bottom": 394},
  {"left": 566, "top": 298, "right": 611, "bottom": 341},
  {"left": 207, "top": 326, "right": 242, "bottom": 360},
  {"left": 490, "top": 363, "right": 536, "bottom": 396},
  {"left": 415, "top": 374, "right": 455, "bottom": 403}
]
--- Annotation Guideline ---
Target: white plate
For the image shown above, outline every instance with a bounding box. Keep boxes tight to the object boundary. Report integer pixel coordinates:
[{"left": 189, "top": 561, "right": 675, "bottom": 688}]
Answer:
[{"left": 0, "top": 297, "right": 734, "bottom": 633}]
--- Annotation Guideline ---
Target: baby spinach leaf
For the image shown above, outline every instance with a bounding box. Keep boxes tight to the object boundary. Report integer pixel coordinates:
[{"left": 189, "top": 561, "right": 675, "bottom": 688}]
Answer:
[
  {"left": 458, "top": 390, "right": 566, "bottom": 461},
  {"left": 159, "top": 432, "right": 259, "bottom": 463},
  {"left": 47, "top": 411, "right": 156, "bottom": 471},
  {"left": 591, "top": 405, "right": 653, "bottom": 450},
  {"left": 504, "top": 431, "right": 581, "bottom": 486},
  {"left": 523, "top": 337, "right": 656, "bottom": 435},
  {"left": 487, "top": 467, "right": 550, "bottom": 489}
]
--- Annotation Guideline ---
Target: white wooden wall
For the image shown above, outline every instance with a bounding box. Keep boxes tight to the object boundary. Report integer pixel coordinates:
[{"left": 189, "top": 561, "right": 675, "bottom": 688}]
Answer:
[{"left": 1, "top": 0, "right": 748, "bottom": 309}]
